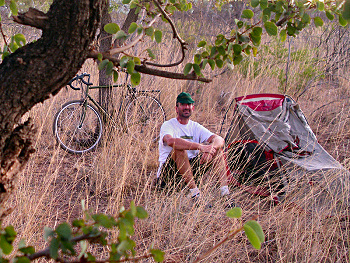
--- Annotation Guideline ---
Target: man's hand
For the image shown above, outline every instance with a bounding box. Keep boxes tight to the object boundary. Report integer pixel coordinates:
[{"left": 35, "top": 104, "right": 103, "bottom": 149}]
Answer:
[{"left": 199, "top": 144, "right": 217, "bottom": 164}]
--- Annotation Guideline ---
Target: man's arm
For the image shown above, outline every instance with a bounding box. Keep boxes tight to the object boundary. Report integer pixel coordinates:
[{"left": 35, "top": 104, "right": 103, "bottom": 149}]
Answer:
[
  {"left": 207, "top": 134, "right": 225, "bottom": 150},
  {"left": 200, "top": 134, "right": 225, "bottom": 164},
  {"left": 163, "top": 134, "right": 217, "bottom": 155}
]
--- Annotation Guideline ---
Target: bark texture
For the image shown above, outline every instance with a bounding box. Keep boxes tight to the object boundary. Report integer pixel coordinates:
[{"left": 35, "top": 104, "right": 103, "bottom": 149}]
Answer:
[{"left": 0, "top": 0, "right": 105, "bottom": 216}]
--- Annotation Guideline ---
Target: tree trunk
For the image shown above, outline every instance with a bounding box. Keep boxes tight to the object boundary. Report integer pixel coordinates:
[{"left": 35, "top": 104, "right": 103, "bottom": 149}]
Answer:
[
  {"left": 0, "top": 0, "right": 105, "bottom": 217},
  {"left": 98, "top": 0, "right": 113, "bottom": 114}
]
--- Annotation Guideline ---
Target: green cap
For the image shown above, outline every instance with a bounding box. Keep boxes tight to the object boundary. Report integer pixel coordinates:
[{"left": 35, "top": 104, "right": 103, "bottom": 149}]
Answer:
[{"left": 176, "top": 92, "right": 194, "bottom": 104}]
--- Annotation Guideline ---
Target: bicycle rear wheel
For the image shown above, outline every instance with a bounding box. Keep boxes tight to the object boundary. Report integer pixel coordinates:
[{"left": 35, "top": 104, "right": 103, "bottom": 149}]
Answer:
[
  {"left": 53, "top": 100, "right": 103, "bottom": 154},
  {"left": 125, "top": 95, "right": 166, "bottom": 143}
]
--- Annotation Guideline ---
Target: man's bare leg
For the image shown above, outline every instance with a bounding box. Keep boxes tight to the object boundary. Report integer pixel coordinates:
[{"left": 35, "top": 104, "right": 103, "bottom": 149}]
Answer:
[
  {"left": 171, "top": 149, "right": 196, "bottom": 189},
  {"left": 206, "top": 148, "right": 230, "bottom": 197}
]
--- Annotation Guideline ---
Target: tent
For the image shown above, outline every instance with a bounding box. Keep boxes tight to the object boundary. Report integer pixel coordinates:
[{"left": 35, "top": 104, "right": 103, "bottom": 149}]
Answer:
[{"left": 222, "top": 94, "right": 349, "bottom": 209}]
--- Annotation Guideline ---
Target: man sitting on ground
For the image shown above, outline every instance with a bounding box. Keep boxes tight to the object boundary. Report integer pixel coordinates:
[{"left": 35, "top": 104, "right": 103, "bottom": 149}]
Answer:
[{"left": 156, "top": 92, "right": 231, "bottom": 201}]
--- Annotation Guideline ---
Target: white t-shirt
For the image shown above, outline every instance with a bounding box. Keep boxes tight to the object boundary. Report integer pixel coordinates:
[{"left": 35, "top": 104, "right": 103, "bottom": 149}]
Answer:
[{"left": 157, "top": 118, "right": 214, "bottom": 177}]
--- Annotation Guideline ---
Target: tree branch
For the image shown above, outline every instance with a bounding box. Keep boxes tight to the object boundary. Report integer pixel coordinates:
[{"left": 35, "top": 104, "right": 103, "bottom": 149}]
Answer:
[
  {"left": 88, "top": 50, "right": 212, "bottom": 82},
  {"left": 109, "top": 13, "right": 161, "bottom": 55},
  {"left": 12, "top": 7, "right": 49, "bottom": 30},
  {"left": 143, "top": 0, "right": 188, "bottom": 67}
]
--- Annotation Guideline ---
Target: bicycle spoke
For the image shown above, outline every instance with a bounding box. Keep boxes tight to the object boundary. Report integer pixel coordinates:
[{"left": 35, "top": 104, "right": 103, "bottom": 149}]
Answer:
[
  {"left": 54, "top": 101, "right": 103, "bottom": 154},
  {"left": 125, "top": 95, "right": 165, "bottom": 142}
]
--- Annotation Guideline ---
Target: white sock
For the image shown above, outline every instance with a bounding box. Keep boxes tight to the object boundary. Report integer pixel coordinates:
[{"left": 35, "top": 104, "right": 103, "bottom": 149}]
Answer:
[
  {"left": 190, "top": 187, "right": 200, "bottom": 198},
  {"left": 220, "top": 185, "right": 230, "bottom": 197}
]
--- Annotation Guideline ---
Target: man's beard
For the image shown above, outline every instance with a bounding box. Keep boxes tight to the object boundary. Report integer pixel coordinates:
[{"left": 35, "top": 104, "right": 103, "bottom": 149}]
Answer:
[{"left": 179, "top": 111, "right": 191, "bottom": 118}]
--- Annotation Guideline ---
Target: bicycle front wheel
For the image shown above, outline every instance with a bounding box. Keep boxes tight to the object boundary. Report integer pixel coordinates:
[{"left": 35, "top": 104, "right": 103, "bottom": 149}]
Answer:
[
  {"left": 53, "top": 100, "right": 103, "bottom": 154},
  {"left": 125, "top": 95, "right": 166, "bottom": 143}
]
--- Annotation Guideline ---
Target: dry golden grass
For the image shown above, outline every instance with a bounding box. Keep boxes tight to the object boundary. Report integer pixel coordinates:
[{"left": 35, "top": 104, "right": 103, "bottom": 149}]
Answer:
[{"left": 2, "top": 17, "right": 350, "bottom": 263}]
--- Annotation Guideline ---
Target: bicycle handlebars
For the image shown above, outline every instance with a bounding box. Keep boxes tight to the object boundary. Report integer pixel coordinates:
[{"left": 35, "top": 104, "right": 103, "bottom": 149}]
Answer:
[{"left": 67, "top": 73, "right": 92, "bottom": 90}]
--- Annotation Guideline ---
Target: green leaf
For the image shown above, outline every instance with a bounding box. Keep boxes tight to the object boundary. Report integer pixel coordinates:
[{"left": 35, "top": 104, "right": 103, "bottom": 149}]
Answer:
[
  {"left": 245, "top": 220, "right": 264, "bottom": 242},
  {"left": 260, "top": 0, "right": 268, "bottom": 9},
  {"left": 244, "top": 224, "right": 261, "bottom": 249},
  {"left": 154, "top": 30, "right": 162, "bottom": 43},
  {"left": 226, "top": 207, "right": 242, "bottom": 218},
  {"left": 130, "top": 201, "right": 137, "bottom": 217},
  {"left": 56, "top": 223, "right": 71, "bottom": 241},
  {"left": 286, "top": 25, "right": 296, "bottom": 36},
  {"left": 126, "top": 60, "right": 135, "bottom": 74},
  {"left": 183, "top": 63, "right": 192, "bottom": 76},
  {"left": 198, "top": 40, "right": 207, "bottom": 47},
  {"left": 313, "top": 17, "right": 324, "bottom": 27},
  {"left": 10, "top": 0, "right": 18, "bottom": 16},
  {"left": 73, "top": 219, "right": 85, "bottom": 228},
  {"left": 113, "top": 70, "right": 119, "bottom": 82},
  {"left": 232, "top": 44, "right": 242, "bottom": 55},
  {"left": 14, "top": 34, "right": 26, "bottom": 47},
  {"left": 241, "top": 9, "right": 254, "bottom": 19},
  {"left": 92, "top": 214, "right": 115, "bottom": 229},
  {"left": 0, "top": 236, "right": 13, "bottom": 255},
  {"left": 252, "top": 47, "right": 258, "bottom": 56},
  {"left": 0, "top": 0, "right": 5, "bottom": 6},
  {"left": 104, "top": 23, "right": 120, "bottom": 34},
  {"left": 215, "top": 34, "right": 225, "bottom": 46},
  {"left": 216, "top": 59, "right": 224, "bottom": 68},
  {"left": 120, "top": 56, "right": 129, "bottom": 68},
  {"left": 201, "top": 51, "right": 209, "bottom": 58},
  {"left": 194, "top": 54, "right": 201, "bottom": 64},
  {"left": 251, "top": 27, "right": 262, "bottom": 36},
  {"left": 106, "top": 61, "right": 114, "bottom": 75},
  {"left": 250, "top": 33, "right": 261, "bottom": 46},
  {"left": 151, "top": 249, "right": 165, "bottom": 262},
  {"left": 5, "top": 226, "right": 16, "bottom": 239},
  {"left": 217, "top": 45, "right": 225, "bottom": 56},
  {"left": 264, "top": 21, "right": 278, "bottom": 36},
  {"left": 98, "top": 59, "right": 109, "bottom": 70},
  {"left": 44, "top": 227, "right": 55, "bottom": 241},
  {"left": 13, "top": 257, "right": 30, "bottom": 263},
  {"left": 131, "top": 72, "right": 141, "bottom": 86},
  {"left": 49, "top": 238, "right": 59, "bottom": 259},
  {"left": 134, "top": 57, "right": 141, "bottom": 65},
  {"left": 301, "top": 13, "right": 310, "bottom": 24},
  {"left": 19, "top": 246, "right": 35, "bottom": 255},
  {"left": 117, "top": 238, "right": 135, "bottom": 253},
  {"left": 128, "top": 22, "right": 138, "bottom": 34},
  {"left": 115, "top": 30, "right": 127, "bottom": 40},
  {"left": 280, "top": 29, "right": 287, "bottom": 42},
  {"left": 262, "top": 8, "right": 271, "bottom": 19},
  {"left": 317, "top": 1, "right": 324, "bottom": 11},
  {"left": 233, "top": 54, "right": 243, "bottom": 65},
  {"left": 208, "top": 59, "right": 215, "bottom": 70},
  {"left": 201, "top": 59, "right": 208, "bottom": 69},
  {"left": 251, "top": 0, "right": 259, "bottom": 8},
  {"left": 122, "top": 0, "right": 131, "bottom": 4},
  {"left": 343, "top": 0, "right": 350, "bottom": 21},
  {"left": 137, "top": 27, "right": 143, "bottom": 35},
  {"left": 237, "top": 20, "right": 244, "bottom": 28},
  {"left": 210, "top": 46, "right": 217, "bottom": 57},
  {"left": 147, "top": 49, "right": 155, "bottom": 59},
  {"left": 326, "top": 11, "right": 335, "bottom": 21},
  {"left": 339, "top": 14, "right": 348, "bottom": 26},
  {"left": 193, "top": 63, "right": 201, "bottom": 75},
  {"left": 145, "top": 26, "right": 154, "bottom": 37},
  {"left": 97, "top": 53, "right": 103, "bottom": 62}
]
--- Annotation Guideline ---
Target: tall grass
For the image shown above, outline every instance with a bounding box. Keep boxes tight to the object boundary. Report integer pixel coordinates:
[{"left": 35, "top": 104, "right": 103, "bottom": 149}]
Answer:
[{"left": 2, "top": 10, "right": 350, "bottom": 262}]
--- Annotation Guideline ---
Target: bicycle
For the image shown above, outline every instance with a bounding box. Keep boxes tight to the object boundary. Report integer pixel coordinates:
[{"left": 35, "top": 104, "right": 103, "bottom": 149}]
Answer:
[{"left": 53, "top": 72, "right": 166, "bottom": 154}]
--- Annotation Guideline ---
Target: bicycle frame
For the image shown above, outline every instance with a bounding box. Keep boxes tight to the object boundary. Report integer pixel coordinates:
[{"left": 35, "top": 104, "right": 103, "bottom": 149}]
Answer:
[{"left": 74, "top": 73, "right": 161, "bottom": 130}]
